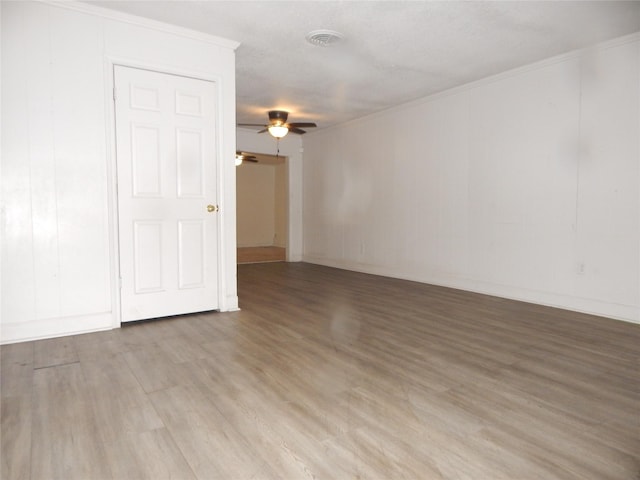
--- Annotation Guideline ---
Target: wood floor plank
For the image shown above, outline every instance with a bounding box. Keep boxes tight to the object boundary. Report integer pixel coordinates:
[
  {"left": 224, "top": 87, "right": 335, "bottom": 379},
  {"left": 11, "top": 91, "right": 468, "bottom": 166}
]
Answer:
[
  {"left": 1, "top": 341, "right": 34, "bottom": 375},
  {"left": 0, "top": 343, "right": 34, "bottom": 480},
  {"left": 80, "top": 355, "right": 166, "bottom": 444},
  {"left": 1, "top": 395, "right": 32, "bottom": 480},
  {"left": 30, "top": 363, "right": 113, "bottom": 480},
  {"left": 72, "top": 329, "right": 131, "bottom": 362},
  {"left": 1, "top": 343, "right": 34, "bottom": 399},
  {"left": 122, "top": 343, "right": 208, "bottom": 394},
  {"left": 102, "top": 428, "right": 197, "bottom": 480},
  {"left": 33, "top": 336, "right": 78, "bottom": 369},
  {"left": 441, "top": 383, "right": 638, "bottom": 480},
  {"left": 149, "top": 384, "right": 281, "bottom": 480}
]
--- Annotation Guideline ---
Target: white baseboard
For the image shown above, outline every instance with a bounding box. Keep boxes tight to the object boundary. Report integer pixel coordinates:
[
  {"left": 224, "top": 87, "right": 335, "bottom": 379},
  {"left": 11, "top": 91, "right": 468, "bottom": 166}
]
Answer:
[
  {"left": 1, "top": 312, "right": 114, "bottom": 344},
  {"left": 219, "top": 294, "right": 239, "bottom": 312}
]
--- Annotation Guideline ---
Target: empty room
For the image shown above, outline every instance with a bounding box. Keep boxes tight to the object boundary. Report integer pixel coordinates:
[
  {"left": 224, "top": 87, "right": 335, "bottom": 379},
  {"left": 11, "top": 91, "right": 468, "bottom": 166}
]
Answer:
[{"left": 1, "top": 1, "right": 639, "bottom": 479}]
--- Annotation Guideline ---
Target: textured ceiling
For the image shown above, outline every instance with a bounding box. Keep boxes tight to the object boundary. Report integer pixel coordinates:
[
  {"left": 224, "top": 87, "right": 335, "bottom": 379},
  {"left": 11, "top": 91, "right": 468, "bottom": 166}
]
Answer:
[{"left": 87, "top": 1, "right": 640, "bottom": 131}]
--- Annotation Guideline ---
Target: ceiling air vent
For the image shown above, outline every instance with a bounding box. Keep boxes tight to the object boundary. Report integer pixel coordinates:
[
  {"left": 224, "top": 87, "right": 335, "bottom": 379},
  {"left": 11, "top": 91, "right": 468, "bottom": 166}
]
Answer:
[{"left": 305, "top": 29, "right": 344, "bottom": 47}]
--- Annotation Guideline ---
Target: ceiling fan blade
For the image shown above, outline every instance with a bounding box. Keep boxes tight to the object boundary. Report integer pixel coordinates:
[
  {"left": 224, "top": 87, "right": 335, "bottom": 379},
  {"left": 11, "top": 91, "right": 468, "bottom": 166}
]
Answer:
[
  {"left": 236, "top": 151, "right": 257, "bottom": 160},
  {"left": 244, "top": 158, "right": 258, "bottom": 163},
  {"left": 246, "top": 112, "right": 317, "bottom": 135}
]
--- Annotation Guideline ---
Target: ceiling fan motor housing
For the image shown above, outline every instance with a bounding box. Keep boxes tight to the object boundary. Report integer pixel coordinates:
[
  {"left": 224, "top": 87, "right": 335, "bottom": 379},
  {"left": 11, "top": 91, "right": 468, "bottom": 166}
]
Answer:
[{"left": 268, "top": 110, "right": 289, "bottom": 125}]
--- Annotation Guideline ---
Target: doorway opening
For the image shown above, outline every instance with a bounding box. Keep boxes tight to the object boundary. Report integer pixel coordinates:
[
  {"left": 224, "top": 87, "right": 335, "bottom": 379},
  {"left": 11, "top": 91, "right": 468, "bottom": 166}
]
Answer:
[{"left": 236, "top": 151, "right": 287, "bottom": 264}]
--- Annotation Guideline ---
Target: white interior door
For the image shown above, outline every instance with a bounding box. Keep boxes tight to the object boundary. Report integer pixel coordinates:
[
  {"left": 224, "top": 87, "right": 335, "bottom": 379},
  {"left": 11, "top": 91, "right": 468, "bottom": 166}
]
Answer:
[{"left": 114, "top": 65, "right": 219, "bottom": 322}]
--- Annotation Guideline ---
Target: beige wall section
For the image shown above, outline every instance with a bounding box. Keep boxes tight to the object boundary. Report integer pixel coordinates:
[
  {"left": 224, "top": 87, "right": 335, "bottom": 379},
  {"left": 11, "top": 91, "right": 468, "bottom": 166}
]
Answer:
[
  {"left": 236, "top": 164, "right": 276, "bottom": 247},
  {"left": 236, "top": 161, "right": 287, "bottom": 248},
  {"left": 274, "top": 163, "right": 288, "bottom": 247}
]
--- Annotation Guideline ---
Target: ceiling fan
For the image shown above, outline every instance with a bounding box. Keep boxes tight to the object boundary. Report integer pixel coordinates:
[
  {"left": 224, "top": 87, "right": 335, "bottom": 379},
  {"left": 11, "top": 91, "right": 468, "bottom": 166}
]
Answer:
[
  {"left": 235, "top": 151, "right": 257, "bottom": 166},
  {"left": 238, "top": 110, "right": 317, "bottom": 138}
]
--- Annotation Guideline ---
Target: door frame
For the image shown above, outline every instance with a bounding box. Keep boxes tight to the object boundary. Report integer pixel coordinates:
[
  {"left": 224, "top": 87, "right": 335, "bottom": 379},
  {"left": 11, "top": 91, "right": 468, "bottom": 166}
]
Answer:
[{"left": 104, "top": 58, "right": 229, "bottom": 328}]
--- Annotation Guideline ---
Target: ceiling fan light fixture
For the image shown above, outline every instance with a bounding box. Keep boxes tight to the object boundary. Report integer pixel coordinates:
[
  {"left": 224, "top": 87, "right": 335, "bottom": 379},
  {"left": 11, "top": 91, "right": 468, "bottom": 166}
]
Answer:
[
  {"left": 306, "top": 29, "right": 344, "bottom": 47},
  {"left": 268, "top": 125, "right": 289, "bottom": 138},
  {"left": 235, "top": 154, "right": 243, "bottom": 166}
]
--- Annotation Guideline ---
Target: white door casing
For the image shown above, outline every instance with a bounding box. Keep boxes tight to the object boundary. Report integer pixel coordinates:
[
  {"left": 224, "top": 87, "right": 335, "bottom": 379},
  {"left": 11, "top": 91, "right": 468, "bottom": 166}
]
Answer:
[{"left": 114, "top": 65, "right": 219, "bottom": 322}]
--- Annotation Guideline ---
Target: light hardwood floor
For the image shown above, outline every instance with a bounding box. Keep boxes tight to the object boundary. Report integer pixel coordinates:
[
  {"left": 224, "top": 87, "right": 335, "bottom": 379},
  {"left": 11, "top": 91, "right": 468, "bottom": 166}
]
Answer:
[{"left": 2, "top": 262, "right": 639, "bottom": 479}]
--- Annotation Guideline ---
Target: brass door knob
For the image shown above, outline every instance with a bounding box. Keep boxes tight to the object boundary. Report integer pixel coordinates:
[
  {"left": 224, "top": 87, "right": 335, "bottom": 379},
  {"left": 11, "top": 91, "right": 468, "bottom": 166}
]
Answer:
[{"left": 207, "top": 204, "right": 218, "bottom": 213}]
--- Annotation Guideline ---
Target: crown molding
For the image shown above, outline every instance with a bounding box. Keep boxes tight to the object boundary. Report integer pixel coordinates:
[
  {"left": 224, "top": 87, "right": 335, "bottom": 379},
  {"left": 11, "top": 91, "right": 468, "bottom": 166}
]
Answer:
[{"left": 41, "top": 1, "right": 240, "bottom": 51}]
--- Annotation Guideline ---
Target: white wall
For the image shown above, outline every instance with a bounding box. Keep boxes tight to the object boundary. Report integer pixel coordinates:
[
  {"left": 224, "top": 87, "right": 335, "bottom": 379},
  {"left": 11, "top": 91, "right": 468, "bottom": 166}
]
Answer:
[
  {"left": 1, "top": 1, "right": 239, "bottom": 343},
  {"left": 237, "top": 128, "right": 303, "bottom": 260},
  {"left": 303, "top": 34, "right": 640, "bottom": 323}
]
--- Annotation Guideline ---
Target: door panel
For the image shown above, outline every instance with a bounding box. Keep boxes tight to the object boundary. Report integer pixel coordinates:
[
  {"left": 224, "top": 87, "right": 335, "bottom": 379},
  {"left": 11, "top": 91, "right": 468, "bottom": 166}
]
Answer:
[
  {"left": 115, "top": 65, "right": 219, "bottom": 322},
  {"left": 175, "top": 91, "right": 203, "bottom": 116},
  {"left": 176, "top": 128, "right": 204, "bottom": 197},
  {"left": 178, "top": 220, "right": 206, "bottom": 289},
  {"left": 131, "top": 124, "right": 161, "bottom": 196},
  {"left": 133, "top": 221, "right": 163, "bottom": 293},
  {"left": 130, "top": 84, "right": 160, "bottom": 111}
]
